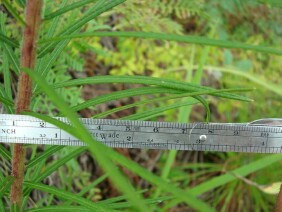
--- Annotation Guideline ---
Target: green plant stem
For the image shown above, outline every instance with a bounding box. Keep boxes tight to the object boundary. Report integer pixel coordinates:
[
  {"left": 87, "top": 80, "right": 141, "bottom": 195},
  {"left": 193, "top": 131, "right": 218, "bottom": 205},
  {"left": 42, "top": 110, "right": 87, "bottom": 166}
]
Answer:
[{"left": 10, "top": 0, "right": 43, "bottom": 210}]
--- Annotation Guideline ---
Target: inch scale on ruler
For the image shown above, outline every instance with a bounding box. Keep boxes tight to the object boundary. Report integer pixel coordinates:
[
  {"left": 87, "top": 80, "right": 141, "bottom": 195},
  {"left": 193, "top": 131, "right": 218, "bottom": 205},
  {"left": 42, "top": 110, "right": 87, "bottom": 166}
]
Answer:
[{"left": 0, "top": 114, "right": 281, "bottom": 154}]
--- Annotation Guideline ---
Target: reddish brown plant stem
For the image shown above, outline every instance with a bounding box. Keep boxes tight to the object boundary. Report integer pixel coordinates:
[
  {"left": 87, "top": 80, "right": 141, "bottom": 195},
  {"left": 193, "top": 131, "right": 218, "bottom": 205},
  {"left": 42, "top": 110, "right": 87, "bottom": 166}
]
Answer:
[
  {"left": 276, "top": 186, "right": 282, "bottom": 212},
  {"left": 10, "top": 0, "right": 43, "bottom": 209}
]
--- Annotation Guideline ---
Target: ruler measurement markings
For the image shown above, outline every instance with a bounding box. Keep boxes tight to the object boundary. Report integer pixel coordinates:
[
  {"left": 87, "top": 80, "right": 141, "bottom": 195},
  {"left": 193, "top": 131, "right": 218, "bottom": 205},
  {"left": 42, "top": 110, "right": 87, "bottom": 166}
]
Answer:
[{"left": 0, "top": 115, "right": 281, "bottom": 154}]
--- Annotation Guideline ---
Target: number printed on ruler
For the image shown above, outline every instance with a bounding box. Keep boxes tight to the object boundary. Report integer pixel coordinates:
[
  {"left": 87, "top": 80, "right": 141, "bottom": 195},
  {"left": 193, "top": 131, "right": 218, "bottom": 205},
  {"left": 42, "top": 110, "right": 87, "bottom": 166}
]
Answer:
[{"left": 0, "top": 114, "right": 282, "bottom": 153}]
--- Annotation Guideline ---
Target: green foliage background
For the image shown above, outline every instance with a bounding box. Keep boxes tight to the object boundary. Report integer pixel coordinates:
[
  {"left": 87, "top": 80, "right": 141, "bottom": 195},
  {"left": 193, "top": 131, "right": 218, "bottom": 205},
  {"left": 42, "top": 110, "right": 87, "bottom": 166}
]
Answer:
[{"left": 0, "top": 0, "right": 281, "bottom": 211}]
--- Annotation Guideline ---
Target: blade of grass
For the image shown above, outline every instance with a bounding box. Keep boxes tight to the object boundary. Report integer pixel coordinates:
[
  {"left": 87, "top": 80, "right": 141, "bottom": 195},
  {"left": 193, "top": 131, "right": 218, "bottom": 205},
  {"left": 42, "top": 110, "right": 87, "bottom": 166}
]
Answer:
[
  {"left": 122, "top": 99, "right": 199, "bottom": 120},
  {"left": 0, "top": 18, "right": 13, "bottom": 100},
  {"left": 23, "top": 146, "right": 87, "bottom": 196},
  {"left": 0, "top": 144, "right": 11, "bottom": 161},
  {"left": 0, "top": 32, "right": 19, "bottom": 48},
  {"left": 39, "top": 31, "right": 282, "bottom": 56},
  {"left": 63, "top": 174, "right": 108, "bottom": 206},
  {"left": 0, "top": 176, "right": 14, "bottom": 198},
  {"left": 0, "top": 86, "right": 14, "bottom": 113},
  {"left": 33, "top": 0, "right": 111, "bottom": 93},
  {"left": 0, "top": 13, "right": 20, "bottom": 74},
  {"left": 204, "top": 65, "right": 282, "bottom": 96},
  {"left": 38, "top": 0, "right": 126, "bottom": 57},
  {"left": 25, "top": 206, "right": 91, "bottom": 212},
  {"left": 23, "top": 181, "right": 113, "bottom": 211},
  {"left": 44, "top": 0, "right": 95, "bottom": 20},
  {"left": 71, "top": 86, "right": 184, "bottom": 112},
  {"left": 21, "top": 112, "right": 150, "bottom": 211},
  {"left": 2, "top": 0, "right": 26, "bottom": 25},
  {"left": 166, "top": 154, "right": 282, "bottom": 208},
  {"left": 52, "top": 75, "right": 253, "bottom": 102},
  {"left": 0, "top": 94, "right": 14, "bottom": 107},
  {"left": 103, "top": 196, "right": 173, "bottom": 209},
  {"left": 26, "top": 146, "right": 65, "bottom": 169},
  {"left": 190, "top": 155, "right": 282, "bottom": 195},
  {"left": 24, "top": 69, "right": 215, "bottom": 211},
  {"left": 93, "top": 88, "right": 253, "bottom": 119}
]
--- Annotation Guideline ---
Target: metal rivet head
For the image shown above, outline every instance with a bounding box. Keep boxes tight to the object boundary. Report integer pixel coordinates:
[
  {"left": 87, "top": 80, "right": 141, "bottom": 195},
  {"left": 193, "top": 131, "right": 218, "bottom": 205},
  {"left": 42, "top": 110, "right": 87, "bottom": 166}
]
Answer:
[{"left": 199, "top": 135, "right": 207, "bottom": 142}]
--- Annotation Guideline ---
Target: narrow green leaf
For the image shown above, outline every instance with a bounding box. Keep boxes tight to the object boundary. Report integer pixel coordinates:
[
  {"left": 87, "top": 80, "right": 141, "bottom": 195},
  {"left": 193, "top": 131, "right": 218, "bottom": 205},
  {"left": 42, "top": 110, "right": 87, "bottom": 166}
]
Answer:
[
  {"left": 24, "top": 69, "right": 214, "bottom": 211},
  {"left": 24, "top": 206, "right": 91, "bottom": 212},
  {"left": 23, "top": 182, "right": 112, "bottom": 211},
  {"left": 38, "top": 0, "right": 126, "bottom": 57},
  {"left": 34, "top": 0, "right": 105, "bottom": 94},
  {"left": 122, "top": 99, "right": 199, "bottom": 120},
  {"left": 0, "top": 200, "right": 4, "bottom": 212},
  {"left": 203, "top": 65, "right": 282, "bottom": 96},
  {"left": 0, "top": 85, "right": 14, "bottom": 114},
  {"left": 108, "top": 146, "right": 216, "bottom": 211},
  {"left": 190, "top": 154, "right": 282, "bottom": 195},
  {"left": 63, "top": 174, "right": 108, "bottom": 206},
  {"left": 44, "top": 0, "right": 95, "bottom": 20},
  {"left": 23, "top": 73, "right": 150, "bottom": 211},
  {"left": 53, "top": 75, "right": 253, "bottom": 102},
  {"left": 0, "top": 32, "right": 19, "bottom": 48},
  {"left": 2, "top": 0, "right": 26, "bottom": 25},
  {"left": 10, "top": 204, "right": 20, "bottom": 212},
  {"left": 0, "top": 176, "right": 14, "bottom": 198},
  {"left": 71, "top": 86, "right": 184, "bottom": 112},
  {"left": 0, "top": 13, "right": 20, "bottom": 74},
  {"left": 93, "top": 88, "right": 252, "bottom": 119},
  {"left": 193, "top": 96, "right": 210, "bottom": 122},
  {"left": 26, "top": 146, "right": 64, "bottom": 169},
  {"left": 167, "top": 154, "right": 282, "bottom": 208},
  {"left": 23, "top": 146, "right": 87, "bottom": 196},
  {"left": 0, "top": 144, "right": 11, "bottom": 161},
  {"left": 0, "top": 94, "right": 14, "bottom": 107},
  {"left": 258, "top": 0, "right": 282, "bottom": 8},
  {"left": 103, "top": 196, "right": 172, "bottom": 209},
  {"left": 39, "top": 31, "right": 282, "bottom": 56},
  {"left": 3, "top": 50, "right": 13, "bottom": 99},
  {"left": 0, "top": 43, "right": 20, "bottom": 74},
  {"left": 0, "top": 18, "right": 13, "bottom": 100}
]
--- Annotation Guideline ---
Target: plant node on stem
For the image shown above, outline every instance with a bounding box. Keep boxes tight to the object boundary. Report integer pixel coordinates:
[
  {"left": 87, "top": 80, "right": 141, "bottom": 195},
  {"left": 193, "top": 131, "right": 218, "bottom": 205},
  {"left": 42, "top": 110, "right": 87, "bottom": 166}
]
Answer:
[{"left": 10, "top": 0, "right": 43, "bottom": 210}]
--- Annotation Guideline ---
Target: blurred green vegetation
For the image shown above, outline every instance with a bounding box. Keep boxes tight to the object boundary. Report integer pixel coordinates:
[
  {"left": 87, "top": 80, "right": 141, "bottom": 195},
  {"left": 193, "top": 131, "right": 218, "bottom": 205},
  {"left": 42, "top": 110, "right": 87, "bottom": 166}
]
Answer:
[{"left": 0, "top": 0, "right": 281, "bottom": 211}]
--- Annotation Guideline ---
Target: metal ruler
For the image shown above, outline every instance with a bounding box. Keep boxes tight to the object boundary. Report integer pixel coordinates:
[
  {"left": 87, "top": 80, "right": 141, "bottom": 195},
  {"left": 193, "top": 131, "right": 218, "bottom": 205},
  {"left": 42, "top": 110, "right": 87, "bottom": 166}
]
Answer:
[{"left": 0, "top": 114, "right": 282, "bottom": 154}]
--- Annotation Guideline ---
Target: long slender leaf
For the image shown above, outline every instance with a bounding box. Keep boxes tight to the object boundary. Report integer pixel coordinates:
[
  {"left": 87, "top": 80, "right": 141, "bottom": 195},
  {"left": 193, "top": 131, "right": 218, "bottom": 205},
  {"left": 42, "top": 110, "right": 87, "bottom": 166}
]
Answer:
[
  {"left": 93, "top": 88, "right": 252, "bottom": 118},
  {"left": 64, "top": 174, "right": 108, "bottom": 206},
  {"left": 2, "top": 0, "right": 26, "bottom": 25},
  {"left": 53, "top": 75, "right": 253, "bottom": 102},
  {"left": 23, "top": 182, "right": 112, "bottom": 211},
  {"left": 39, "top": 31, "right": 282, "bottom": 56},
  {"left": 0, "top": 13, "right": 20, "bottom": 74},
  {"left": 0, "top": 18, "right": 13, "bottom": 100},
  {"left": 34, "top": 0, "right": 108, "bottom": 93},
  {"left": 26, "top": 146, "right": 65, "bottom": 169},
  {"left": 203, "top": 65, "right": 282, "bottom": 96},
  {"left": 0, "top": 32, "right": 19, "bottom": 48},
  {"left": 0, "top": 144, "right": 11, "bottom": 161},
  {"left": 0, "top": 95, "right": 14, "bottom": 107},
  {"left": 71, "top": 86, "right": 184, "bottom": 112},
  {"left": 25, "top": 196, "right": 172, "bottom": 211},
  {"left": 0, "top": 176, "right": 14, "bottom": 198},
  {"left": 44, "top": 0, "right": 95, "bottom": 20},
  {"left": 0, "top": 43, "right": 20, "bottom": 74},
  {"left": 25, "top": 206, "right": 91, "bottom": 212},
  {"left": 122, "top": 99, "right": 199, "bottom": 120},
  {"left": 0, "top": 86, "right": 14, "bottom": 113},
  {"left": 166, "top": 154, "right": 282, "bottom": 208},
  {"left": 24, "top": 69, "right": 215, "bottom": 211},
  {"left": 38, "top": 0, "right": 126, "bottom": 57},
  {"left": 190, "top": 154, "right": 282, "bottom": 196}
]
